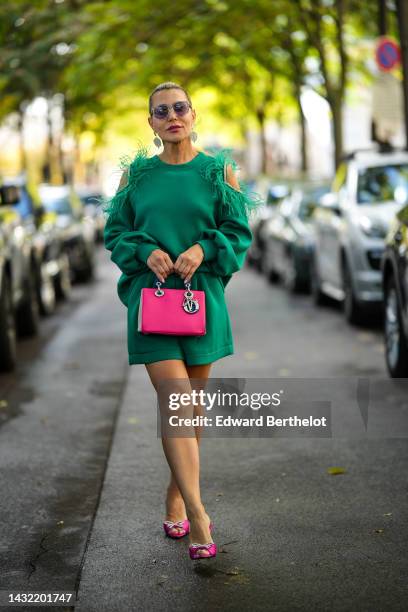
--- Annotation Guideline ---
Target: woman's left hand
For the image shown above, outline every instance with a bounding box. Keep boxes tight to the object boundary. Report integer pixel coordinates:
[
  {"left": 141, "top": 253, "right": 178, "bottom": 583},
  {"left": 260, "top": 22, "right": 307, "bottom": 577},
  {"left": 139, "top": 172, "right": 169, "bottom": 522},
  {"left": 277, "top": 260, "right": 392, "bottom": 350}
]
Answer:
[{"left": 173, "top": 244, "right": 204, "bottom": 283}]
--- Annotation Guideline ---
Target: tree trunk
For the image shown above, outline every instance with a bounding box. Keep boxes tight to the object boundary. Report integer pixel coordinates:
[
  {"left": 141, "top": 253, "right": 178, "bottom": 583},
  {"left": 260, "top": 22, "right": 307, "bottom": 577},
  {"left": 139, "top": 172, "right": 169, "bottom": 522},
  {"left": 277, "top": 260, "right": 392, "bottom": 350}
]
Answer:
[
  {"left": 44, "top": 99, "right": 64, "bottom": 184},
  {"left": 256, "top": 107, "right": 268, "bottom": 175},
  {"left": 16, "top": 112, "right": 27, "bottom": 173},
  {"left": 330, "top": 94, "right": 343, "bottom": 171},
  {"left": 396, "top": 0, "right": 408, "bottom": 151},
  {"left": 295, "top": 85, "right": 307, "bottom": 173}
]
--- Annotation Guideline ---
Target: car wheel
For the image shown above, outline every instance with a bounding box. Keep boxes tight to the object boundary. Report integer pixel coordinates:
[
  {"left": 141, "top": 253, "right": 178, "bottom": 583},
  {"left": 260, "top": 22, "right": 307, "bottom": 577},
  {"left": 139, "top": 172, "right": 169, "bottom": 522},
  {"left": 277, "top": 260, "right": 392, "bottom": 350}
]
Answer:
[
  {"left": 54, "top": 252, "right": 72, "bottom": 300},
  {"left": 0, "top": 273, "right": 17, "bottom": 372},
  {"left": 384, "top": 275, "right": 408, "bottom": 377},
  {"left": 16, "top": 264, "right": 40, "bottom": 337},
  {"left": 262, "top": 258, "right": 279, "bottom": 284},
  {"left": 310, "top": 255, "right": 329, "bottom": 306},
  {"left": 261, "top": 245, "right": 279, "bottom": 284},
  {"left": 283, "top": 251, "right": 303, "bottom": 293},
  {"left": 342, "top": 259, "right": 365, "bottom": 325},
  {"left": 76, "top": 251, "right": 95, "bottom": 282},
  {"left": 38, "top": 262, "right": 56, "bottom": 316}
]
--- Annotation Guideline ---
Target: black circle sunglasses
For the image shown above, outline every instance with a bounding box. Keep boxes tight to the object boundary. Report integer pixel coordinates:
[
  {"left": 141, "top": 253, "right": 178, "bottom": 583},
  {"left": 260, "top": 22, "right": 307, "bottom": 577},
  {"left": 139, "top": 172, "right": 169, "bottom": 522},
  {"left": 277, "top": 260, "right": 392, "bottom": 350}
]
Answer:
[{"left": 151, "top": 101, "right": 191, "bottom": 120}]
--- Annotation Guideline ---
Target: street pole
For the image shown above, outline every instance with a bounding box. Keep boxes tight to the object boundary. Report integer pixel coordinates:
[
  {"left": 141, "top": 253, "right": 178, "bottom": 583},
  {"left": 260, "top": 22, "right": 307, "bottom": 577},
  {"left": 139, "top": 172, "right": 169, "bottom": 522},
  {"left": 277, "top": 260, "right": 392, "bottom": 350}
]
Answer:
[
  {"left": 379, "top": 0, "right": 387, "bottom": 35},
  {"left": 396, "top": 0, "right": 408, "bottom": 150}
]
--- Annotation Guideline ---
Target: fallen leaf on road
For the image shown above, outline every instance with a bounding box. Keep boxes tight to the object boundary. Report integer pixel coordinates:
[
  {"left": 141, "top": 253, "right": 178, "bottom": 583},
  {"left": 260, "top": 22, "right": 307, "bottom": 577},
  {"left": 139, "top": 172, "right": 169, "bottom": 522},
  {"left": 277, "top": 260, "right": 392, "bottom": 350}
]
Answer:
[
  {"left": 327, "top": 467, "right": 346, "bottom": 475},
  {"left": 216, "top": 566, "right": 250, "bottom": 584},
  {"left": 225, "top": 567, "right": 240, "bottom": 575},
  {"left": 374, "top": 528, "right": 384, "bottom": 534}
]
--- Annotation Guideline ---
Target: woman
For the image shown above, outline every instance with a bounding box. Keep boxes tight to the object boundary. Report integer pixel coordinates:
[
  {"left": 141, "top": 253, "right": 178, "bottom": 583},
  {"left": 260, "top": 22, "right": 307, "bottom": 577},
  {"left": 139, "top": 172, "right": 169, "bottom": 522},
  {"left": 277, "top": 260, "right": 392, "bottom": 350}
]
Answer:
[{"left": 103, "top": 81, "right": 262, "bottom": 561}]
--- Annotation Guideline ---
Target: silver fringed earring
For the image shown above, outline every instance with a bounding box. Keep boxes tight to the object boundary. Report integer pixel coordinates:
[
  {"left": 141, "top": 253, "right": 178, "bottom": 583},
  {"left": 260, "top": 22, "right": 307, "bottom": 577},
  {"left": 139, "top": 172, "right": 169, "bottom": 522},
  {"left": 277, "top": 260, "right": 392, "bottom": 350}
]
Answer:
[
  {"left": 153, "top": 132, "right": 162, "bottom": 148},
  {"left": 190, "top": 129, "right": 198, "bottom": 142}
]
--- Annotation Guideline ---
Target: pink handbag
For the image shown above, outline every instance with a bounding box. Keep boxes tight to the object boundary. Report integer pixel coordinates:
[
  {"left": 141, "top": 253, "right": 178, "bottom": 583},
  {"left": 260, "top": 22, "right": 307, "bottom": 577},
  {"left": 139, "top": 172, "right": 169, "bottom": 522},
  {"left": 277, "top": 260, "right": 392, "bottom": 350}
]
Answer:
[{"left": 137, "top": 278, "right": 206, "bottom": 335}]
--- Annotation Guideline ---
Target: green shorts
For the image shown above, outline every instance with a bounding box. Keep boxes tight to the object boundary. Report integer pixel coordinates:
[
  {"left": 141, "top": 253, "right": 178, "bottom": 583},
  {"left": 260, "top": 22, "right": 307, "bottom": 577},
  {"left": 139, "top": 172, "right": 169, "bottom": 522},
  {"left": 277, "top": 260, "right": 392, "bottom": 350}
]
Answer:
[{"left": 126, "top": 270, "right": 234, "bottom": 366}]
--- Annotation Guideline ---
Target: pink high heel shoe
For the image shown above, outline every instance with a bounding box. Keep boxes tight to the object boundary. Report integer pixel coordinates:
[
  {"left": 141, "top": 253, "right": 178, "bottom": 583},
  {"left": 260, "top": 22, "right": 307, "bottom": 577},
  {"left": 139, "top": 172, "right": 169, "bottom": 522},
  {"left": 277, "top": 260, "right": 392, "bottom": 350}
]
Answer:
[
  {"left": 188, "top": 521, "right": 216, "bottom": 560},
  {"left": 163, "top": 519, "right": 190, "bottom": 539}
]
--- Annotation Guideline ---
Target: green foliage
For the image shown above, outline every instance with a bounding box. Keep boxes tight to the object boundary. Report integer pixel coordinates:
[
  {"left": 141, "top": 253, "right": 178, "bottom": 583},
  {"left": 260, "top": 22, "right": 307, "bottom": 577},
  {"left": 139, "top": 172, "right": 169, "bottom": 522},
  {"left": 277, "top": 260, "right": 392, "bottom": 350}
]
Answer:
[{"left": 1, "top": 0, "right": 388, "bottom": 158}]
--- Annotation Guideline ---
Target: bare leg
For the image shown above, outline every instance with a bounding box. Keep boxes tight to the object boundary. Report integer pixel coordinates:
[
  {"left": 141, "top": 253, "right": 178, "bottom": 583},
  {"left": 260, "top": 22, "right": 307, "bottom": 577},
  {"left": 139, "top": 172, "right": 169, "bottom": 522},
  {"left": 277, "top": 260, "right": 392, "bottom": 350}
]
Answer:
[
  {"left": 164, "top": 363, "right": 212, "bottom": 534},
  {"left": 160, "top": 362, "right": 212, "bottom": 535},
  {"left": 145, "top": 359, "right": 214, "bottom": 555},
  {"left": 187, "top": 363, "right": 213, "bottom": 446}
]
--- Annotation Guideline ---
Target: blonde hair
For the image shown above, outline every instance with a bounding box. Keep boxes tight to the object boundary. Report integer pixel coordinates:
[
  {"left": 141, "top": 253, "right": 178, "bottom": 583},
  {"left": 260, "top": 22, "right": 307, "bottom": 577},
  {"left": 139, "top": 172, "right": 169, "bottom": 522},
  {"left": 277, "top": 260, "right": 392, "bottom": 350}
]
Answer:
[{"left": 148, "top": 81, "right": 192, "bottom": 115}]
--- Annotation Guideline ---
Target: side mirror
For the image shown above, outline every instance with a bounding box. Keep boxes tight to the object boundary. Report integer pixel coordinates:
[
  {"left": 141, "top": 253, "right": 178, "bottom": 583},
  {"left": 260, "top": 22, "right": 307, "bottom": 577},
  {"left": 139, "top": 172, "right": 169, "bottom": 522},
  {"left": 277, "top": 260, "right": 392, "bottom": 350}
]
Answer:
[
  {"left": 0, "top": 185, "right": 20, "bottom": 206},
  {"left": 318, "top": 192, "right": 341, "bottom": 215}
]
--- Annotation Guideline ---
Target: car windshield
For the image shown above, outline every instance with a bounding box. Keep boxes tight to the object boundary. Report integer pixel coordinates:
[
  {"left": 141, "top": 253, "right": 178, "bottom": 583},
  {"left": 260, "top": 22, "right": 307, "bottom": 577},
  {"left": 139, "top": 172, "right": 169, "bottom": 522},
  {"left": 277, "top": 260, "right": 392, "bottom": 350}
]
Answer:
[
  {"left": 42, "top": 196, "right": 73, "bottom": 215},
  {"left": 298, "top": 185, "right": 331, "bottom": 220},
  {"left": 357, "top": 164, "right": 408, "bottom": 204}
]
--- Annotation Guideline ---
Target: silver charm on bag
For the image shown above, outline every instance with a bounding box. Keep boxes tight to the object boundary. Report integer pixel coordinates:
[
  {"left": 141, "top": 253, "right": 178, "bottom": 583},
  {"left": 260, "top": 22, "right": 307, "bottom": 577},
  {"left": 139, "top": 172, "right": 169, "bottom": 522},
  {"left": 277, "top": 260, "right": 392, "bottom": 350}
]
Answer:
[
  {"left": 154, "top": 281, "right": 164, "bottom": 297},
  {"left": 183, "top": 282, "right": 200, "bottom": 314}
]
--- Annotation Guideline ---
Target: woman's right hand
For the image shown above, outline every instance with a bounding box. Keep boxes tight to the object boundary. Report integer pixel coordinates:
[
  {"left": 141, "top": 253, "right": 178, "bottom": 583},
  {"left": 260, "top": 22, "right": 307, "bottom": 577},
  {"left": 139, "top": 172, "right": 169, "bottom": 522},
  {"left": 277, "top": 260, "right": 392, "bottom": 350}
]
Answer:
[{"left": 146, "top": 249, "right": 174, "bottom": 283}]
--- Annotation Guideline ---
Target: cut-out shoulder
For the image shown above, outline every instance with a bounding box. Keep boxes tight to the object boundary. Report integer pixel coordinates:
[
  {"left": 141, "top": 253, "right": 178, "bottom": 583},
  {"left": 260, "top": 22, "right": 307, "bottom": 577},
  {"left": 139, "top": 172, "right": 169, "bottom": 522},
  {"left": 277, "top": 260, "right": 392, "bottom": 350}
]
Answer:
[
  {"left": 224, "top": 161, "right": 242, "bottom": 193},
  {"left": 118, "top": 170, "right": 129, "bottom": 190}
]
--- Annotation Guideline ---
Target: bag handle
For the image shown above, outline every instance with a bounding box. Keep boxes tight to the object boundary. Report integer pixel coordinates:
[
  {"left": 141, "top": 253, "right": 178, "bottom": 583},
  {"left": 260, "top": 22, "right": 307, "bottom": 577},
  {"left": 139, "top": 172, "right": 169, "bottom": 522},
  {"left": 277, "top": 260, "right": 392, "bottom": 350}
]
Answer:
[{"left": 153, "top": 275, "right": 194, "bottom": 297}]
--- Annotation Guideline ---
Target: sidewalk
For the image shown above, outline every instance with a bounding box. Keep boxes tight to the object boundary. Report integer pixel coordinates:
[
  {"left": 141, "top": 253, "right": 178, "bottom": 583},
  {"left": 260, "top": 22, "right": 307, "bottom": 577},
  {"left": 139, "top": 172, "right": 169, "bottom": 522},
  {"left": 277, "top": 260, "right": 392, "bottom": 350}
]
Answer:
[{"left": 75, "top": 267, "right": 408, "bottom": 612}]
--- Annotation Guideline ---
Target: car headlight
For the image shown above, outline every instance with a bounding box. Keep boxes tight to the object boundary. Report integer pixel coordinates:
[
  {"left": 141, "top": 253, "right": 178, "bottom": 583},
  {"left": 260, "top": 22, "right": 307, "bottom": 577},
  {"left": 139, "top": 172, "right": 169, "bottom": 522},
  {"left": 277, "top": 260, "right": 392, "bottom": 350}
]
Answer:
[{"left": 358, "top": 216, "right": 387, "bottom": 239}]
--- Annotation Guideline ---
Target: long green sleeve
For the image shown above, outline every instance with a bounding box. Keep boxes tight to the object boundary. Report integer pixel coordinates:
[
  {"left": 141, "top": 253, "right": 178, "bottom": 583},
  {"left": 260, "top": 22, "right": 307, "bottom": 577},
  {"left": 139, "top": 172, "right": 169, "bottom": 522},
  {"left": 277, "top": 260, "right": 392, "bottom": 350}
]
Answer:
[
  {"left": 195, "top": 197, "right": 253, "bottom": 276},
  {"left": 103, "top": 193, "right": 160, "bottom": 276}
]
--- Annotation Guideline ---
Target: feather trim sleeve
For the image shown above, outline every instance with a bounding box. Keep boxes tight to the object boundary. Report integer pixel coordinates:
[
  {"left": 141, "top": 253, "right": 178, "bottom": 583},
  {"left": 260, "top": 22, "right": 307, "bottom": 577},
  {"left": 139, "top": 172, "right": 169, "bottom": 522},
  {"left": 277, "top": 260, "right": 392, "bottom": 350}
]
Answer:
[
  {"left": 198, "top": 146, "right": 265, "bottom": 222},
  {"left": 196, "top": 148, "right": 264, "bottom": 288},
  {"left": 98, "top": 141, "right": 155, "bottom": 219}
]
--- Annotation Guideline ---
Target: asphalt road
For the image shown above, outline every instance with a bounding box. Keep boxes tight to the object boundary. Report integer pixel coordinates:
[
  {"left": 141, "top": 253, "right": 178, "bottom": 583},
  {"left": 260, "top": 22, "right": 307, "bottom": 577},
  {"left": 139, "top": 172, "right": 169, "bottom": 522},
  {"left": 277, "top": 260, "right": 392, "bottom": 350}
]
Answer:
[{"left": 0, "top": 246, "right": 407, "bottom": 612}]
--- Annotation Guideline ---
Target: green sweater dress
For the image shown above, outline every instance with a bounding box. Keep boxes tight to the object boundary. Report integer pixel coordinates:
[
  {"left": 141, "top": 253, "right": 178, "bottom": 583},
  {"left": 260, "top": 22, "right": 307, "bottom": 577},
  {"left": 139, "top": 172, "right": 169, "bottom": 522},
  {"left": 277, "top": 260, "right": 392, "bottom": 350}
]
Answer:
[{"left": 102, "top": 143, "right": 263, "bottom": 366}]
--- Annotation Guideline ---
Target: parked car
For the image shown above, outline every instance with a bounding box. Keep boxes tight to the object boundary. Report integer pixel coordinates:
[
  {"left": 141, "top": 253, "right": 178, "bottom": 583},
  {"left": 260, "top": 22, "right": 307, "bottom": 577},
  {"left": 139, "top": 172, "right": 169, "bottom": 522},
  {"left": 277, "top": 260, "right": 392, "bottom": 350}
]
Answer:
[
  {"left": 261, "top": 181, "right": 331, "bottom": 292},
  {"left": 247, "top": 182, "right": 290, "bottom": 271},
  {"left": 381, "top": 203, "right": 408, "bottom": 377},
  {"left": 310, "top": 149, "right": 408, "bottom": 324},
  {"left": 0, "top": 224, "right": 17, "bottom": 371},
  {"left": 0, "top": 184, "right": 40, "bottom": 371},
  {"left": 77, "top": 187, "right": 105, "bottom": 243},
  {"left": 38, "top": 185, "right": 96, "bottom": 282},
  {"left": 3, "top": 176, "right": 72, "bottom": 311}
]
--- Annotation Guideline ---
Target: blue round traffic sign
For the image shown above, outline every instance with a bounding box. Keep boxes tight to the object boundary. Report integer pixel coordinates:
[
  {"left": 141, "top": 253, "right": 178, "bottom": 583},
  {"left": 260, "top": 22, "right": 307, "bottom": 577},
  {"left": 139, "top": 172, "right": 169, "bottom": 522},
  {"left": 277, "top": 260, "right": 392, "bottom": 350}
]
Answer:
[{"left": 376, "top": 37, "right": 401, "bottom": 71}]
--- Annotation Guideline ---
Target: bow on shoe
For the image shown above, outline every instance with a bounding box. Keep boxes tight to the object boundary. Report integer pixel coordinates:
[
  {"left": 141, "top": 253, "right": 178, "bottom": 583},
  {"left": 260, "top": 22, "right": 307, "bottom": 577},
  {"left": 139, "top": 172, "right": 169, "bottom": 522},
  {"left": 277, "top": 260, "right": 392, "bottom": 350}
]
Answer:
[
  {"left": 163, "top": 518, "right": 190, "bottom": 539},
  {"left": 189, "top": 541, "right": 217, "bottom": 560}
]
